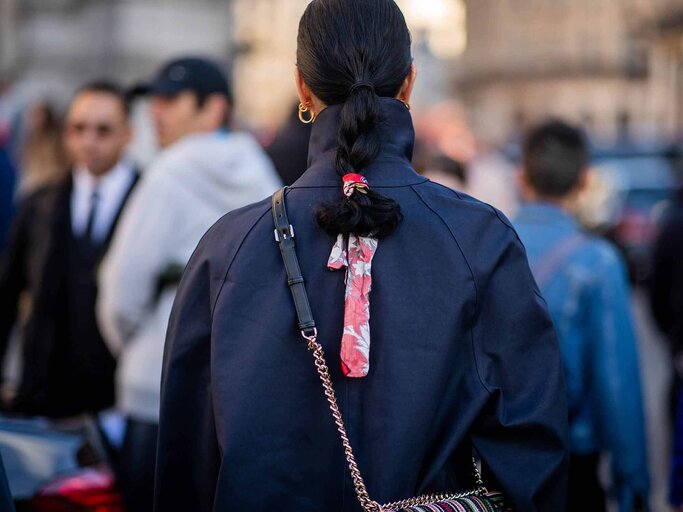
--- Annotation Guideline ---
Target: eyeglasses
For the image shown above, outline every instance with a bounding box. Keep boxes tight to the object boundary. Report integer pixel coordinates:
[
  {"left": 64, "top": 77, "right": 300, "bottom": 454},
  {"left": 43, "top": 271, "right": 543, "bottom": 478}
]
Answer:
[{"left": 67, "top": 122, "right": 117, "bottom": 138}]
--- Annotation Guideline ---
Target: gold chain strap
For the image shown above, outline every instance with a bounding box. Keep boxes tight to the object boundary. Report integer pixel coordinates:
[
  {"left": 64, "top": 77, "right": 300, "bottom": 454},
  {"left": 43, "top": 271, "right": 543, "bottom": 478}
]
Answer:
[
  {"left": 301, "top": 330, "right": 489, "bottom": 512},
  {"left": 303, "top": 331, "right": 381, "bottom": 512}
]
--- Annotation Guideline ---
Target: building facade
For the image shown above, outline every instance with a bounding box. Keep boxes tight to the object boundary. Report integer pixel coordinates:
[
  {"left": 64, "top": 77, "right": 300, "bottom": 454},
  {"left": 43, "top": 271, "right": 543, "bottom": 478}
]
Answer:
[
  {"left": 0, "top": 0, "right": 234, "bottom": 112},
  {"left": 459, "top": 0, "right": 682, "bottom": 145}
]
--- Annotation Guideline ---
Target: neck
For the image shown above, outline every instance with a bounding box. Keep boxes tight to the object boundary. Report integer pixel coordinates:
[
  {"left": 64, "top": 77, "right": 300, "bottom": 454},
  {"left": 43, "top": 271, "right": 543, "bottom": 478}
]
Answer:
[
  {"left": 77, "top": 159, "right": 123, "bottom": 179},
  {"left": 293, "top": 97, "right": 424, "bottom": 188},
  {"left": 307, "top": 97, "right": 414, "bottom": 168}
]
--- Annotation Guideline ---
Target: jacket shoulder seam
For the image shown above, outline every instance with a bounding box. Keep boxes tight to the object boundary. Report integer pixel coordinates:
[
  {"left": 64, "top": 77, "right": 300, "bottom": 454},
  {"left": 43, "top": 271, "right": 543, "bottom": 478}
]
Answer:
[
  {"left": 409, "top": 184, "right": 492, "bottom": 396},
  {"left": 209, "top": 205, "right": 272, "bottom": 320}
]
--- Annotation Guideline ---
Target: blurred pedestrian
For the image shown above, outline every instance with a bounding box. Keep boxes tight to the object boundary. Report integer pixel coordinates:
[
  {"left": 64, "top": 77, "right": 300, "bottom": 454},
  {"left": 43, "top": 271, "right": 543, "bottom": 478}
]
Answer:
[
  {"left": 154, "top": 3, "right": 568, "bottom": 511},
  {"left": 0, "top": 81, "right": 138, "bottom": 417},
  {"left": 18, "top": 102, "right": 68, "bottom": 195},
  {"left": 97, "top": 56, "right": 280, "bottom": 512},
  {"left": 650, "top": 187, "right": 683, "bottom": 397},
  {"left": 418, "top": 152, "right": 468, "bottom": 192},
  {"left": 468, "top": 150, "right": 518, "bottom": 218},
  {"left": 650, "top": 187, "right": 683, "bottom": 508},
  {"left": 265, "top": 101, "right": 312, "bottom": 185},
  {"left": 514, "top": 120, "right": 649, "bottom": 512}
]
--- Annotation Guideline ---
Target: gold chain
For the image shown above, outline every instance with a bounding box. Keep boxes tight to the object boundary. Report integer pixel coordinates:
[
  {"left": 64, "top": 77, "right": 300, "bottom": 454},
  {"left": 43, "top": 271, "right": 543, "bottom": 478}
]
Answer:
[
  {"left": 303, "top": 333, "right": 489, "bottom": 512},
  {"left": 307, "top": 337, "right": 381, "bottom": 512}
]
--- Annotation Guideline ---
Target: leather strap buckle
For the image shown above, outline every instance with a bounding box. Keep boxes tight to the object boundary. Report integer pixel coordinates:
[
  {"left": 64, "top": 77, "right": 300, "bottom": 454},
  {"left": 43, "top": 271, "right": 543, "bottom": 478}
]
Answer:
[{"left": 273, "top": 225, "right": 295, "bottom": 242}]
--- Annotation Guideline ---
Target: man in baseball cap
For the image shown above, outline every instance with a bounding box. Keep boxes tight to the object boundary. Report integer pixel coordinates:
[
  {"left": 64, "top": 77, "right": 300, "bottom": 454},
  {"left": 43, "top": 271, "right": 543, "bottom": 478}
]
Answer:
[
  {"left": 130, "top": 56, "right": 234, "bottom": 148},
  {"left": 98, "top": 56, "right": 280, "bottom": 512}
]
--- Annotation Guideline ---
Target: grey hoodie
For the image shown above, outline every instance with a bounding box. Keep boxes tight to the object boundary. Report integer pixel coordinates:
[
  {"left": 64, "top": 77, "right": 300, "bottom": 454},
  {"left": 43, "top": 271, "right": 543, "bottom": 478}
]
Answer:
[{"left": 98, "top": 130, "right": 281, "bottom": 422}]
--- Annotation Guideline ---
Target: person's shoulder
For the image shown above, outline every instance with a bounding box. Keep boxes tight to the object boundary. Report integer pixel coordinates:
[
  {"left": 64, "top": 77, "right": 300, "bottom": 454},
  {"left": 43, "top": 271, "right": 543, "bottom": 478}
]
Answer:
[
  {"left": 17, "top": 175, "right": 69, "bottom": 212},
  {"left": 197, "top": 195, "right": 274, "bottom": 255},
  {"left": 412, "top": 179, "right": 517, "bottom": 237},
  {"left": 149, "top": 131, "right": 269, "bottom": 178},
  {"left": 143, "top": 141, "right": 193, "bottom": 181},
  {"left": 572, "top": 234, "right": 626, "bottom": 278},
  {"left": 172, "top": 130, "right": 260, "bottom": 157},
  {"left": 584, "top": 235, "right": 623, "bottom": 262},
  {"left": 410, "top": 180, "right": 523, "bottom": 282}
]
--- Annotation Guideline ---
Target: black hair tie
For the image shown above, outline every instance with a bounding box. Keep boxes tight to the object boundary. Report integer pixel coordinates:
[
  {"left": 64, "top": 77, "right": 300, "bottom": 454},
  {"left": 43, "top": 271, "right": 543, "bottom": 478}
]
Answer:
[{"left": 349, "top": 81, "right": 375, "bottom": 95}]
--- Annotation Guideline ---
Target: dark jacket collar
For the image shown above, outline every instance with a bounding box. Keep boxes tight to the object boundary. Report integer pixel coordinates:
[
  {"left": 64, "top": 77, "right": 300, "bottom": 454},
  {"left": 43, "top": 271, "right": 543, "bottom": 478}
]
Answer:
[{"left": 292, "top": 97, "right": 426, "bottom": 188}]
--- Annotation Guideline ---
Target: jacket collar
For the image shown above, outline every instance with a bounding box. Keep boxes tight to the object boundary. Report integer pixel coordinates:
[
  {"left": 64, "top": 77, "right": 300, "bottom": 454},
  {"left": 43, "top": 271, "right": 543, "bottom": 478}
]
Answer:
[{"left": 292, "top": 97, "right": 426, "bottom": 188}]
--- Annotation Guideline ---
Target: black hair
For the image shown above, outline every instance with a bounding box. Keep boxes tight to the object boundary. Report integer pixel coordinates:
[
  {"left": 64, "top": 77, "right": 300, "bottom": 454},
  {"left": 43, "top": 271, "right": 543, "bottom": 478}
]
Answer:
[
  {"left": 76, "top": 80, "right": 131, "bottom": 118},
  {"left": 425, "top": 153, "right": 468, "bottom": 186},
  {"left": 297, "top": 0, "right": 412, "bottom": 239},
  {"left": 193, "top": 91, "right": 232, "bottom": 128},
  {"left": 195, "top": 89, "right": 233, "bottom": 110},
  {"left": 522, "top": 119, "right": 589, "bottom": 199}
]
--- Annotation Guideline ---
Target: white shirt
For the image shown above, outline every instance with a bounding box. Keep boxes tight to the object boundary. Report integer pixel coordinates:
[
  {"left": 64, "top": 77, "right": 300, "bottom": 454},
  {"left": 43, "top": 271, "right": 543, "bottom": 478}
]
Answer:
[{"left": 71, "top": 161, "right": 136, "bottom": 243}]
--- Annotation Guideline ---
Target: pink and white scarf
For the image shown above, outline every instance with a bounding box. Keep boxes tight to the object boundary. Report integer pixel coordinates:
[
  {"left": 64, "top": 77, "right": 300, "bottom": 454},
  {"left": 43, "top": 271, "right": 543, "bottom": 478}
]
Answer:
[
  {"left": 327, "top": 173, "right": 378, "bottom": 377},
  {"left": 328, "top": 233, "right": 378, "bottom": 377}
]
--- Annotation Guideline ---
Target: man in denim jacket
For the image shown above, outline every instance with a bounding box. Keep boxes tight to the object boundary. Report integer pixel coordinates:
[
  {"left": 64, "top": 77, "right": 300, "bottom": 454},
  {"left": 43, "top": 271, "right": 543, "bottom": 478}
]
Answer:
[{"left": 514, "top": 120, "right": 649, "bottom": 512}]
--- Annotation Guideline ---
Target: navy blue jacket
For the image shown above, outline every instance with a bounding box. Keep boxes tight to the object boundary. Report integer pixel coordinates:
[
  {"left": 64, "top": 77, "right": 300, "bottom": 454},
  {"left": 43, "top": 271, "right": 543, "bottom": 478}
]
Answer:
[{"left": 155, "top": 98, "right": 568, "bottom": 512}]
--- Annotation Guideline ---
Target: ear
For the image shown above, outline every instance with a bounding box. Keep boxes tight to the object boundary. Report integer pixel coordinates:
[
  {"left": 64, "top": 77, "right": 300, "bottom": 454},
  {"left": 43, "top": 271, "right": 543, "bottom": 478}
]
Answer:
[
  {"left": 294, "top": 67, "right": 314, "bottom": 108},
  {"left": 576, "top": 167, "right": 590, "bottom": 193},
  {"left": 516, "top": 168, "right": 534, "bottom": 202},
  {"left": 398, "top": 63, "right": 417, "bottom": 104},
  {"left": 122, "top": 123, "right": 133, "bottom": 145},
  {"left": 203, "top": 95, "right": 229, "bottom": 129}
]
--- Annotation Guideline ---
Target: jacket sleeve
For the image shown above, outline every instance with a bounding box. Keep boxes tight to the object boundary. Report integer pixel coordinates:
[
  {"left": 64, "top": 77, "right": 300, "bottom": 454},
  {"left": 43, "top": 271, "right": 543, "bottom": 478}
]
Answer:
[
  {"left": 97, "top": 177, "right": 176, "bottom": 354},
  {"left": 154, "top": 236, "right": 220, "bottom": 512},
  {"left": 0, "top": 197, "right": 30, "bottom": 374},
  {"left": 589, "top": 246, "right": 649, "bottom": 511},
  {"left": 469, "top": 214, "right": 569, "bottom": 512}
]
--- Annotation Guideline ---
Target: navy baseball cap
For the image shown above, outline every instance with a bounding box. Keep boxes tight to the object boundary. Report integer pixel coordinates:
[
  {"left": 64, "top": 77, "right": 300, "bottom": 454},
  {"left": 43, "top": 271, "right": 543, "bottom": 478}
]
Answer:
[{"left": 130, "top": 56, "right": 233, "bottom": 104}]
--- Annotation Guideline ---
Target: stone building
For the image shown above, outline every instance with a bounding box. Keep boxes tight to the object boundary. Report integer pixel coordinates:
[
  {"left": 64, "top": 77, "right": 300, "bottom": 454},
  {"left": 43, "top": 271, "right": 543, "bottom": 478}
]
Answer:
[
  {"left": 1, "top": 0, "right": 467, "bottom": 131},
  {"left": 0, "top": 0, "right": 234, "bottom": 115},
  {"left": 230, "top": 0, "right": 310, "bottom": 128},
  {"left": 459, "top": 0, "right": 682, "bottom": 145},
  {"left": 645, "top": 1, "right": 683, "bottom": 140}
]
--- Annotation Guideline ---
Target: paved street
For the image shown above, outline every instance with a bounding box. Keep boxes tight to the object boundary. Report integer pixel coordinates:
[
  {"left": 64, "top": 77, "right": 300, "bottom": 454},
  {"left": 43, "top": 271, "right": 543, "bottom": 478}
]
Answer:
[{"left": 633, "top": 288, "right": 674, "bottom": 512}]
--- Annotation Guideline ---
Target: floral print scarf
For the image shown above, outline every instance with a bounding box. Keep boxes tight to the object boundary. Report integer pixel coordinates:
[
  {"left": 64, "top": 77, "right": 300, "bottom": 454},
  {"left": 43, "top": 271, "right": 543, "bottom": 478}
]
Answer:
[{"left": 327, "top": 233, "right": 378, "bottom": 377}]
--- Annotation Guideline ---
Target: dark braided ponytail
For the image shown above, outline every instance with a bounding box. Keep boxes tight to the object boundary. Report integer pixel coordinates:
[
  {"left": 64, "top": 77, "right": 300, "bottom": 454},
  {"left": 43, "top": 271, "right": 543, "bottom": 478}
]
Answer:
[{"left": 296, "top": 0, "right": 412, "bottom": 239}]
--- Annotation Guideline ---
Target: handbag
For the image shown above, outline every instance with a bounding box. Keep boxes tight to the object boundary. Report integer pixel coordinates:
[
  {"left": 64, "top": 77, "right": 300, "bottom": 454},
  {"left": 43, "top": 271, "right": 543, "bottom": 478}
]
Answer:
[{"left": 271, "top": 187, "right": 510, "bottom": 512}]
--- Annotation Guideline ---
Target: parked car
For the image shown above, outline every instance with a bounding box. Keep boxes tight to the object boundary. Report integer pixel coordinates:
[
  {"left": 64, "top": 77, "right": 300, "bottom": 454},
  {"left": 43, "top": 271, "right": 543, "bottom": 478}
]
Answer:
[
  {"left": 0, "top": 414, "right": 124, "bottom": 511},
  {"left": 587, "top": 146, "right": 680, "bottom": 283}
]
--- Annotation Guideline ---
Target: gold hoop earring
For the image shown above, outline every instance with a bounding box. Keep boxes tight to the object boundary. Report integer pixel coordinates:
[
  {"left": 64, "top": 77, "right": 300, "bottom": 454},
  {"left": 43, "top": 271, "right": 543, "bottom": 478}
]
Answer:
[
  {"left": 298, "top": 102, "right": 316, "bottom": 124},
  {"left": 401, "top": 99, "right": 411, "bottom": 111}
]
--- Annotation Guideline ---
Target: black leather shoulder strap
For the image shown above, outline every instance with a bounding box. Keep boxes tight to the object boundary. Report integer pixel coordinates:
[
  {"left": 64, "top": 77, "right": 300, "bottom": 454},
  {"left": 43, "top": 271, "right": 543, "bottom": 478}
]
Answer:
[{"left": 272, "top": 187, "right": 317, "bottom": 336}]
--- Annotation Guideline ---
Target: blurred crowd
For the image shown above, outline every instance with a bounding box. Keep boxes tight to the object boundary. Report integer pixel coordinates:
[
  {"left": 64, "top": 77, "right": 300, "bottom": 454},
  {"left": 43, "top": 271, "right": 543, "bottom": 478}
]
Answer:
[{"left": 0, "top": 53, "right": 682, "bottom": 512}]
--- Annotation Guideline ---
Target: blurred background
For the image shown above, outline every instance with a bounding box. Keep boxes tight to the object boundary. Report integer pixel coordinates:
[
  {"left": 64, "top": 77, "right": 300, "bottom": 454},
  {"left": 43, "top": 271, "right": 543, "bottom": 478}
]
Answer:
[
  {"left": 1, "top": 0, "right": 682, "bottom": 149},
  {"left": 0, "top": 1, "right": 682, "bottom": 511}
]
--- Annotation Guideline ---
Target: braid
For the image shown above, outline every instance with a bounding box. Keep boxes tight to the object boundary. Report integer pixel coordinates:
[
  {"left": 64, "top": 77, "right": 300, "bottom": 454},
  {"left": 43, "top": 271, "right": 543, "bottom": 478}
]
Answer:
[
  {"left": 316, "top": 86, "right": 403, "bottom": 240},
  {"left": 335, "top": 88, "right": 381, "bottom": 175},
  {"left": 298, "top": 0, "right": 411, "bottom": 239}
]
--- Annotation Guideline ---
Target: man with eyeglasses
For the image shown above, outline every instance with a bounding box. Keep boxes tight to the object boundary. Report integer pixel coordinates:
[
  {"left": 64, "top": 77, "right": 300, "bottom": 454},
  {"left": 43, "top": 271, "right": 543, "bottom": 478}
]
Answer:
[{"left": 0, "top": 81, "right": 138, "bottom": 418}]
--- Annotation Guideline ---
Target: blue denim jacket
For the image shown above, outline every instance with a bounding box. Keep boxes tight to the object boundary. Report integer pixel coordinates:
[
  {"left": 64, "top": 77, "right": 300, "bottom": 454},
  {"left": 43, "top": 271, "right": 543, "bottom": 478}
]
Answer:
[{"left": 515, "top": 203, "right": 649, "bottom": 511}]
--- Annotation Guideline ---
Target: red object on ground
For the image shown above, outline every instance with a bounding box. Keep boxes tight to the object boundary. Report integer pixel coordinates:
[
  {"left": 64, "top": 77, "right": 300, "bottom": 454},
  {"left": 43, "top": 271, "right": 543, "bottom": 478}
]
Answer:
[{"left": 31, "top": 465, "right": 124, "bottom": 512}]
